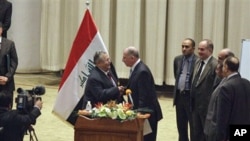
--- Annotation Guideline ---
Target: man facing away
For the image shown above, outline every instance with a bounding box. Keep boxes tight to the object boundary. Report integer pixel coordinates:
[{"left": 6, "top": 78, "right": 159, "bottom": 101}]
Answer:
[
  {"left": 0, "top": 90, "right": 43, "bottom": 141},
  {"left": 173, "top": 38, "right": 197, "bottom": 141},
  {"left": 213, "top": 48, "right": 235, "bottom": 89},
  {"left": 204, "top": 48, "right": 235, "bottom": 141},
  {"left": 216, "top": 56, "right": 250, "bottom": 141}
]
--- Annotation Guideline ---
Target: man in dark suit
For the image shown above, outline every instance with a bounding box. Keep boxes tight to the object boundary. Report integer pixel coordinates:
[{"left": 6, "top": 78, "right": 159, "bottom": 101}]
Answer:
[
  {"left": 0, "top": 90, "right": 43, "bottom": 141},
  {"left": 0, "top": 0, "right": 12, "bottom": 38},
  {"left": 173, "top": 38, "right": 197, "bottom": 141},
  {"left": 216, "top": 56, "right": 250, "bottom": 141},
  {"left": 190, "top": 39, "right": 217, "bottom": 141},
  {"left": 204, "top": 49, "right": 235, "bottom": 141},
  {"left": 0, "top": 22, "right": 18, "bottom": 108},
  {"left": 122, "top": 46, "right": 163, "bottom": 141},
  {"left": 213, "top": 48, "right": 235, "bottom": 89},
  {"left": 82, "top": 51, "right": 124, "bottom": 108},
  {"left": 204, "top": 62, "right": 224, "bottom": 141}
]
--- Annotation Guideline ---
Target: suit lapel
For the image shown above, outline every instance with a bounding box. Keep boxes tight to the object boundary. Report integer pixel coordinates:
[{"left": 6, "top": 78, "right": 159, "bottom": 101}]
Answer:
[
  {"left": 197, "top": 57, "right": 214, "bottom": 85},
  {"left": 176, "top": 56, "right": 184, "bottom": 78},
  {"left": 189, "top": 55, "right": 197, "bottom": 76},
  {"left": 96, "top": 67, "right": 116, "bottom": 86},
  {"left": 127, "top": 62, "right": 141, "bottom": 87},
  {"left": 177, "top": 55, "right": 196, "bottom": 79},
  {"left": 192, "top": 59, "right": 200, "bottom": 82},
  {"left": 0, "top": 38, "right": 7, "bottom": 63}
]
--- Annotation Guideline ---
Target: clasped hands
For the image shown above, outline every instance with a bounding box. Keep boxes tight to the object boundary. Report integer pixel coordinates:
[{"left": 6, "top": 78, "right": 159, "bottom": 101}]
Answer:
[
  {"left": 118, "top": 85, "right": 125, "bottom": 95},
  {"left": 0, "top": 76, "right": 8, "bottom": 85}
]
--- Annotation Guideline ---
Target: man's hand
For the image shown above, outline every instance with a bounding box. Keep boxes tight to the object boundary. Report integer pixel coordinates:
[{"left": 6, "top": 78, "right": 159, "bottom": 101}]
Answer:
[
  {"left": 34, "top": 100, "right": 43, "bottom": 110},
  {"left": 118, "top": 86, "right": 125, "bottom": 95},
  {"left": 0, "top": 76, "right": 8, "bottom": 85}
]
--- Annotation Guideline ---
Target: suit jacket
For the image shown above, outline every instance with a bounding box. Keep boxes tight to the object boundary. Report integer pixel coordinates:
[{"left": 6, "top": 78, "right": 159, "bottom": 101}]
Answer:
[
  {"left": 191, "top": 56, "right": 217, "bottom": 114},
  {"left": 0, "top": 0, "right": 12, "bottom": 38},
  {"left": 204, "top": 77, "right": 225, "bottom": 137},
  {"left": 0, "top": 37, "right": 18, "bottom": 92},
  {"left": 216, "top": 74, "right": 250, "bottom": 141},
  {"left": 173, "top": 54, "right": 197, "bottom": 106},
  {"left": 0, "top": 107, "right": 41, "bottom": 141},
  {"left": 127, "top": 61, "right": 163, "bottom": 121},
  {"left": 82, "top": 66, "right": 122, "bottom": 108},
  {"left": 212, "top": 75, "right": 222, "bottom": 90}
]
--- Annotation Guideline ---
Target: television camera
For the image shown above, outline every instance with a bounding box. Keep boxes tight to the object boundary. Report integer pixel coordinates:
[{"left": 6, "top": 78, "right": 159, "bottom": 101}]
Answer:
[{"left": 15, "top": 86, "right": 45, "bottom": 113}]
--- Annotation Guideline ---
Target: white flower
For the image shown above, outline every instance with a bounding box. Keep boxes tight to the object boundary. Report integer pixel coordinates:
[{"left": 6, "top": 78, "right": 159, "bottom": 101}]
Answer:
[{"left": 91, "top": 100, "right": 137, "bottom": 122}]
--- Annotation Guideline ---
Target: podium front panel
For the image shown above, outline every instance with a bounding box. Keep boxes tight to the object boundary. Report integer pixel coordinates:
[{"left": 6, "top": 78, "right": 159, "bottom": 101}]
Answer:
[{"left": 74, "top": 116, "right": 144, "bottom": 141}]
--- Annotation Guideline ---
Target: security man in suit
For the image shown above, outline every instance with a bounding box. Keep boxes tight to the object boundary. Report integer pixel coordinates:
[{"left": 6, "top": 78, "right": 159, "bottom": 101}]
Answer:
[
  {"left": 0, "top": 22, "right": 18, "bottom": 108},
  {"left": 173, "top": 38, "right": 197, "bottom": 141},
  {"left": 216, "top": 56, "right": 250, "bottom": 141},
  {"left": 204, "top": 49, "right": 235, "bottom": 141},
  {"left": 0, "top": 0, "right": 12, "bottom": 38},
  {"left": 190, "top": 39, "right": 217, "bottom": 141}
]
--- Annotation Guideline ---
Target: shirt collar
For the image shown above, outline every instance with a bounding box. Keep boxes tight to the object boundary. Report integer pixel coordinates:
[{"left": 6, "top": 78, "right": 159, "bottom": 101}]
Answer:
[
  {"left": 131, "top": 58, "right": 141, "bottom": 71},
  {"left": 97, "top": 67, "right": 109, "bottom": 75},
  {"left": 202, "top": 55, "right": 212, "bottom": 64},
  {"left": 227, "top": 72, "right": 238, "bottom": 79},
  {"left": 184, "top": 54, "right": 194, "bottom": 62}
]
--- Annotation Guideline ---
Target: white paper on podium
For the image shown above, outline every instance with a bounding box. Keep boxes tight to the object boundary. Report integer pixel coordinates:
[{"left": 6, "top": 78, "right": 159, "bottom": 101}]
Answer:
[{"left": 143, "top": 119, "right": 152, "bottom": 135}]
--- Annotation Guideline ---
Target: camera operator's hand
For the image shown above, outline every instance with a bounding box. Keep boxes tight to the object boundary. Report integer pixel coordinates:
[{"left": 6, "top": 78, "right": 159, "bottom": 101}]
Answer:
[{"left": 34, "top": 100, "right": 43, "bottom": 110}]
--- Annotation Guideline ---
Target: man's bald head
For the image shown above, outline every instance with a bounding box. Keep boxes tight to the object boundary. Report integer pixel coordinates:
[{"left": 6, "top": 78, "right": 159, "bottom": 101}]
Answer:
[{"left": 218, "top": 48, "right": 235, "bottom": 63}]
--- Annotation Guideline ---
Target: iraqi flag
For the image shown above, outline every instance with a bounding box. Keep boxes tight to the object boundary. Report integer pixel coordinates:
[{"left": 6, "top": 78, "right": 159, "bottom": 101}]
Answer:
[{"left": 52, "top": 9, "right": 108, "bottom": 125}]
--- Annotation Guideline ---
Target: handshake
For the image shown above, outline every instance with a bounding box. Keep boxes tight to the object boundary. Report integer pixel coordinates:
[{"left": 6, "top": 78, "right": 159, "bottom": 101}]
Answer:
[
  {"left": 117, "top": 86, "right": 133, "bottom": 105},
  {"left": 117, "top": 86, "right": 132, "bottom": 95}
]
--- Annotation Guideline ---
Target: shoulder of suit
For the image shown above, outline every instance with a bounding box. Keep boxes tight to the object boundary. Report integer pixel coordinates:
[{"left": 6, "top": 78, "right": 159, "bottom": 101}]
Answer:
[
  {"left": 6, "top": 1, "right": 12, "bottom": 6},
  {"left": 212, "top": 56, "right": 218, "bottom": 65},
  {"left": 174, "top": 55, "right": 183, "bottom": 60},
  {"left": 194, "top": 54, "right": 198, "bottom": 59},
  {"left": 2, "top": 38, "right": 13, "bottom": 43}
]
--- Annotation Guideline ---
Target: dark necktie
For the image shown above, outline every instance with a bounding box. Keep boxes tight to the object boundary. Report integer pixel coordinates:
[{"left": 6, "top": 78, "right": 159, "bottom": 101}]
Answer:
[
  {"left": 129, "top": 69, "right": 133, "bottom": 78},
  {"left": 193, "top": 61, "right": 204, "bottom": 85},
  {"left": 107, "top": 72, "right": 116, "bottom": 86},
  {"left": 178, "top": 59, "right": 189, "bottom": 91},
  {"left": 107, "top": 72, "right": 112, "bottom": 80}
]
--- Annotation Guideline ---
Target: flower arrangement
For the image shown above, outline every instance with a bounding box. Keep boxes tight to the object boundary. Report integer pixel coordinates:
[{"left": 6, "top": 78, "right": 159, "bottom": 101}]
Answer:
[
  {"left": 90, "top": 100, "right": 137, "bottom": 122},
  {"left": 78, "top": 89, "right": 151, "bottom": 121}
]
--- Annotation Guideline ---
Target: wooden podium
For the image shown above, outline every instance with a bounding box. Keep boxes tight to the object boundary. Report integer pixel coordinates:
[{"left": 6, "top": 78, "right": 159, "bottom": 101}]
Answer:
[{"left": 74, "top": 115, "right": 145, "bottom": 141}]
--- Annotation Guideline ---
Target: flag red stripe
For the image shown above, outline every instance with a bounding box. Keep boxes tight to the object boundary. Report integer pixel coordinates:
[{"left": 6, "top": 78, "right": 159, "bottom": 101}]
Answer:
[{"left": 59, "top": 9, "right": 97, "bottom": 89}]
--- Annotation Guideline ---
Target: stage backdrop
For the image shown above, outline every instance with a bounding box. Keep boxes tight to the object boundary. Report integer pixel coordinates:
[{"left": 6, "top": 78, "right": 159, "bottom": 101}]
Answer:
[{"left": 8, "top": 0, "right": 42, "bottom": 72}]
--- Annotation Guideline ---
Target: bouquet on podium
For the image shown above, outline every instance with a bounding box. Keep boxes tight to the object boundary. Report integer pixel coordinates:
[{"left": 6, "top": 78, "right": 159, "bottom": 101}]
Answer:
[
  {"left": 78, "top": 89, "right": 150, "bottom": 122},
  {"left": 78, "top": 100, "right": 137, "bottom": 122}
]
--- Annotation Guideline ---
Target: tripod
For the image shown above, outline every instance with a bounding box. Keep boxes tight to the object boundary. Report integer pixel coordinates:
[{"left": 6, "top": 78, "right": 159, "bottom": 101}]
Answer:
[{"left": 27, "top": 126, "right": 38, "bottom": 141}]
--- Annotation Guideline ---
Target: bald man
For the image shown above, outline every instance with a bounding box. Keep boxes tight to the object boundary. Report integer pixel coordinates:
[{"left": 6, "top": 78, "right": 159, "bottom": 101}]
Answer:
[
  {"left": 216, "top": 56, "right": 250, "bottom": 140},
  {"left": 190, "top": 39, "right": 217, "bottom": 141},
  {"left": 122, "top": 46, "right": 163, "bottom": 141},
  {"left": 213, "top": 48, "right": 235, "bottom": 89}
]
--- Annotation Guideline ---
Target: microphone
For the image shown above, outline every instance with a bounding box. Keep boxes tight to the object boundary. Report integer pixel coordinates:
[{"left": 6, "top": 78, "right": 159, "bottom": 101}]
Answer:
[
  {"left": 32, "top": 86, "right": 46, "bottom": 95},
  {"left": 125, "top": 89, "right": 134, "bottom": 106},
  {"left": 17, "top": 88, "right": 26, "bottom": 94}
]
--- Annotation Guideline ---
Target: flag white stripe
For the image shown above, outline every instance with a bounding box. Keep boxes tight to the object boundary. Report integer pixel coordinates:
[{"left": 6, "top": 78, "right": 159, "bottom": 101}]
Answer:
[{"left": 53, "top": 32, "right": 107, "bottom": 119}]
